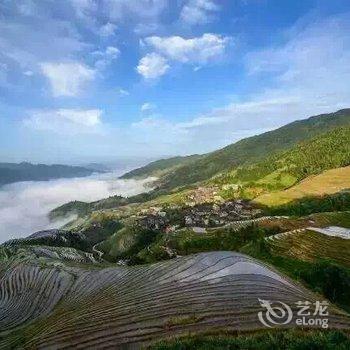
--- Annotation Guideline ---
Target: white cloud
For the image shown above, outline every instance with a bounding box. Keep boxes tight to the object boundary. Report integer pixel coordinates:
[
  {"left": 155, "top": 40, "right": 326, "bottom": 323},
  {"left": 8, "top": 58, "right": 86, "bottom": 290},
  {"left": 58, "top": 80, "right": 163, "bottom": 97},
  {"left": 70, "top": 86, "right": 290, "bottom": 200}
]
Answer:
[
  {"left": 137, "top": 33, "right": 230, "bottom": 79},
  {"left": 24, "top": 108, "right": 103, "bottom": 134},
  {"left": 0, "top": 63, "right": 7, "bottom": 71},
  {"left": 102, "top": 0, "right": 168, "bottom": 23},
  {"left": 41, "top": 62, "right": 95, "bottom": 97},
  {"left": 180, "top": 0, "right": 220, "bottom": 25},
  {"left": 141, "top": 102, "right": 156, "bottom": 113},
  {"left": 143, "top": 33, "right": 230, "bottom": 64},
  {"left": 136, "top": 53, "right": 170, "bottom": 79},
  {"left": 99, "top": 22, "right": 117, "bottom": 37},
  {"left": 94, "top": 46, "right": 120, "bottom": 70},
  {"left": 0, "top": 5, "right": 87, "bottom": 76},
  {"left": 132, "top": 116, "right": 163, "bottom": 128},
  {"left": 134, "top": 22, "right": 159, "bottom": 36},
  {"left": 131, "top": 116, "right": 188, "bottom": 146},
  {"left": 0, "top": 0, "right": 169, "bottom": 92},
  {"left": 23, "top": 70, "right": 34, "bottom": 76},
  {"left": 0, "top": 2, "right": 118, "bottom": 91},
  {"left": 70, "top": 0, "right": 97, "bottom": 19},
  {"left": 105, "top": 46, "right": 120, "bottom": 58},
  {"left": 117, "top": 88, "right": 129, "bottom": 96},
  {"left": 178, "top": 96, "right": 303, "bottom": 131},
  {"left": 132, "top": 14, "right": 350, "bottom": 154},
  {"left": 69, "top": 0, "right": 168, "bottom": 35},
  {"left": 166, "top": 14, "right": 350, "bottom": 135}
]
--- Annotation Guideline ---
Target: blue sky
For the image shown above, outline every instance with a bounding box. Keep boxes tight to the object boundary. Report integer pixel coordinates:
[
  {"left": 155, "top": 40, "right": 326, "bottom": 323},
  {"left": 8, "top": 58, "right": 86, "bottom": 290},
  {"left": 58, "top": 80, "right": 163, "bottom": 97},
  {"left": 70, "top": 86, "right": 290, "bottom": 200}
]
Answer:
[{"left": 0, "top": 0, "right": 350, "bottom": 164}]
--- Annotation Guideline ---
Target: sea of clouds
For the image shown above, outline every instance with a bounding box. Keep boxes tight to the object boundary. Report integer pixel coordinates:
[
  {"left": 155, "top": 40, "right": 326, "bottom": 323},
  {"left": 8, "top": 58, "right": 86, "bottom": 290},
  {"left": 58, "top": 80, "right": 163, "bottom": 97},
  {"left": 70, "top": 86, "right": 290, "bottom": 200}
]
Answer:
[{"left": 0, "top": 173, "right": 154, "bottom": 243}]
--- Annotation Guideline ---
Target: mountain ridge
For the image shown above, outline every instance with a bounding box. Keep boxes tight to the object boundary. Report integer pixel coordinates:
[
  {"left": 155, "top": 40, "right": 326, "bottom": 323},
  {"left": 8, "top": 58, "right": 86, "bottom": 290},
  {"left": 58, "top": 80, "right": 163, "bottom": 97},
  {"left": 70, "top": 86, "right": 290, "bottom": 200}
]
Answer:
[
  {"left": 0, "top": 162, "right": 99, "bottom": 186},
  {"left": 50, "top": 110, "right": 350, "bottom": 219},
  {"left": 123, "top": 108, "right": 350, "bottom": 190},
  {"left": 120, "top": 154, "right": 202, "bottom": 179}
]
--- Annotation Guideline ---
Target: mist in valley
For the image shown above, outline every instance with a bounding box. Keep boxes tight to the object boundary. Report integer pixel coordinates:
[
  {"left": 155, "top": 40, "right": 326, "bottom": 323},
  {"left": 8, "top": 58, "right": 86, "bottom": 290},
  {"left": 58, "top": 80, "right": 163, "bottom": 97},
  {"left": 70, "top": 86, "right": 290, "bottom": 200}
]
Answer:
[{"left": 0, "top": 173, "right": 154, "bottom": 243}]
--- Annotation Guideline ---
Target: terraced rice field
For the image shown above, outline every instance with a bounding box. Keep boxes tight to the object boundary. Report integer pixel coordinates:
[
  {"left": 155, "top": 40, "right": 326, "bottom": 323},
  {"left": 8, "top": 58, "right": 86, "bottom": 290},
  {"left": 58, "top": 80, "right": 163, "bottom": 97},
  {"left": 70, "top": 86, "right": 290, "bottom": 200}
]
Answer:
[
  {"left": 1, "top": 234, "right": 98, "bottom": 265},
  {"left": 23, "top": 245, "right": 98, "bottom": 264},
  {"left": 307, "top": 211, "right": 350, "bottom": 228},
  {"left": 255, "top": 166, "right": 350, "bottom": 206},
  {"left": 308, "top": 226, "right": 350, "bottom": 239},
  {"left": 1, "top": 251, "right": 349, "bottom": 349},
  {"left": 266, "top": 228, "right": 350, "bottom": 268},
  {"left": 207, "top": 216, "right": 288, "bottom": 233}
]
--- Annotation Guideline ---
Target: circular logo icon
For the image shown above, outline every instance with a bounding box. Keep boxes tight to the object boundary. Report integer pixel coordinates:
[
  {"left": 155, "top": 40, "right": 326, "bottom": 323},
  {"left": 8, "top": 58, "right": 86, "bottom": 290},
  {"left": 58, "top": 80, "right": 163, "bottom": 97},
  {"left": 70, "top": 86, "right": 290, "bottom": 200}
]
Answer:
[{"left": 258, "top": 298, "right": 293, "bottom": 327}]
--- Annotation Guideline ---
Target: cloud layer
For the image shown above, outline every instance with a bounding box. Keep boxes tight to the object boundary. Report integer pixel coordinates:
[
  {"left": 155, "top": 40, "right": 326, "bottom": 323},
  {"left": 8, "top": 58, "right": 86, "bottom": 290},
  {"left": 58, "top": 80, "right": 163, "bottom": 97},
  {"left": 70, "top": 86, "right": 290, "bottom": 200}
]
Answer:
[{"left": 0, "top": 174, "right": 155, "bottom": 243}]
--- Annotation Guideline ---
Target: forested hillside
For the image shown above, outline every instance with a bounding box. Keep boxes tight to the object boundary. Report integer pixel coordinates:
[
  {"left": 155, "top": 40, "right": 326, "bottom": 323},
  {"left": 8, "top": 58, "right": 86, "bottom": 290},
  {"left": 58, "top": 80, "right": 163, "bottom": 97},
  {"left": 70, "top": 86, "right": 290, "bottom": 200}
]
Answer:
[
  {"left": 214, "top": 126, "right": 350, "bottom": 199},
  {"left": 51, "top": 124, "right": 350, "bottom": 219},
  {"left": 127, "top": 109, "right": 350, "bottom": 190}
]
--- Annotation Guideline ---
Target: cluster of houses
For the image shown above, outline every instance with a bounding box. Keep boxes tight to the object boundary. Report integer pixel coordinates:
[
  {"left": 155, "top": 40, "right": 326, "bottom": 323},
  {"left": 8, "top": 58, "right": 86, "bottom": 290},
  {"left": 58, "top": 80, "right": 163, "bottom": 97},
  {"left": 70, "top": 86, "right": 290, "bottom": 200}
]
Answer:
[{"left": 137, "top": 200, "right": 262, "bottom": 234}]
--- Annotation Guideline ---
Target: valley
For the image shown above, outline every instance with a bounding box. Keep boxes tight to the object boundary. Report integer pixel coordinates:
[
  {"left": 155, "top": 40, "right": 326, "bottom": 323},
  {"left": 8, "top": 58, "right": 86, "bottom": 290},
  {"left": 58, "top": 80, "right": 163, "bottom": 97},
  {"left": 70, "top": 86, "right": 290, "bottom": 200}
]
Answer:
[
  {"left": 0, "top": 173, "right": 155, "bottom": 243},
  {"left": 1, "top": 109, "right": 350, "bottom": 348}
]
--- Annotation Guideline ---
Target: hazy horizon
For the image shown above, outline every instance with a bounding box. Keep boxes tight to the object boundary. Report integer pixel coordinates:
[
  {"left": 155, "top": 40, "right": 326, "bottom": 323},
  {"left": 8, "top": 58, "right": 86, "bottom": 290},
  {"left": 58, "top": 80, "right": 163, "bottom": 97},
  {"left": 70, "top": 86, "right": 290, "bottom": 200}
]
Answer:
[
  {"left": 0, "top": 156, "right": 163, "bottom": 169},
  {"left": 0, "top": 172, "right": 155, "bottom": 243}
]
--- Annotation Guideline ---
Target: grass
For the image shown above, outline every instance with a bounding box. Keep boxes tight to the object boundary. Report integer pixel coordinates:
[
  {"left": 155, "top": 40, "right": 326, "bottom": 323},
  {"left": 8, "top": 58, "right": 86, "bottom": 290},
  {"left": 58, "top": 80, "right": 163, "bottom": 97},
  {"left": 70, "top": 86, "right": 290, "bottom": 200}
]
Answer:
[
  {"left": 98, "top": 224, "right": 163, "bottom": 263},
  {"left": 256, "top": 170, "right": 296, "bottom": 189},
  {"left": 164, "top": 315, "right": 202, "bottom": 328},
  {"left": 265, "top": 191, "right": 350, "bottom": 217},
  {"left": 137, "top": 224, "right": 280, "bottom": 264},
  {"left": 255, "top": 166, "right": 350, "bottom": 206},
  {"left": 267, "top": 229, "right": 350, "bottom": 268},
  {"left": 150, "top": 329, "right": 350, "bottom": 350},
  {"left": 309, "top": 211, "right": 350, "bottom": 228}
]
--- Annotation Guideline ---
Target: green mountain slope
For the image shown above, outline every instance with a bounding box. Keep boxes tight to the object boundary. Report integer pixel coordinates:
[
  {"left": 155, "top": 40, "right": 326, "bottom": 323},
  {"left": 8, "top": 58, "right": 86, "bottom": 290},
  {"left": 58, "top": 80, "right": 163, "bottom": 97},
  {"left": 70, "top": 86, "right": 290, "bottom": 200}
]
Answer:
[
  {"left": 49, "top": 108, "right": 350, "bottom": 221},
  {"left": 255, "top": 166, "right": 350, "bottom": 206},
  {"left": 214, "top": 126, "right": 350, "bottom": 199},
  {"left": 51, "top": 124, "right": 350, "bottom": 220},
  {"left": 128, "top": 109, "right": 350, "bottom": 190},
  {"left": 120, "top": 154, "right": 201, "bottom": 179}
]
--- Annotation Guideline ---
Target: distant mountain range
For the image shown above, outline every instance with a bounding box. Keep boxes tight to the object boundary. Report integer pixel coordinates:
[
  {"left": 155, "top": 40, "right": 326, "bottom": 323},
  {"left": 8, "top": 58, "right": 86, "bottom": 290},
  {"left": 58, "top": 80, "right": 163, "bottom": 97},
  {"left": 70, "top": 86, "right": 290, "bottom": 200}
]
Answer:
[
  {"left": 0, "top": 162, "right": 98, "bottom": 186},
  {"left": 83, "top": 163, "right": 112, "bottom": 172}
]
